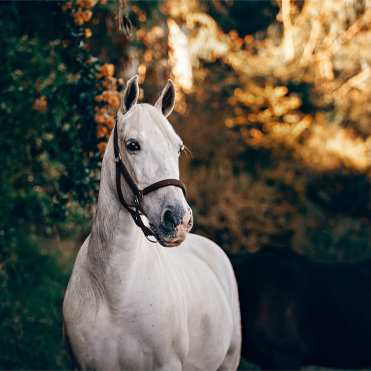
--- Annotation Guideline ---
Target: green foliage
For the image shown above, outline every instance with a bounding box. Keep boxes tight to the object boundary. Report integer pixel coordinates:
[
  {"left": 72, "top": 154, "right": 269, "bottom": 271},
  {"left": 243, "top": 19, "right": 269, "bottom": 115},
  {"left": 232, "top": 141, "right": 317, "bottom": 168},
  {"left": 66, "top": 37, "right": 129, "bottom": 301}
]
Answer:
[
  {"left": 0, "top": 1, "right": 105, "bottom": 256},
  {"left": 0, "top": 233, "right": 75, "bottom": 369},
  {"left": 0, "top": 2, "right": 64, "bottom": 257}
]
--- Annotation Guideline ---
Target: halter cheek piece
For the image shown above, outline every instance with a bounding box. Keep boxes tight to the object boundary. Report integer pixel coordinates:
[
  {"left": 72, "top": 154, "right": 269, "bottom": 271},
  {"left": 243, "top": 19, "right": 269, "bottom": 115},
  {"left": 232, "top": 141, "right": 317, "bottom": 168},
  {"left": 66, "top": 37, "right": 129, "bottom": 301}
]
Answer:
[{"left": 113, "top": 123, "right": 187, "bottom": 242}]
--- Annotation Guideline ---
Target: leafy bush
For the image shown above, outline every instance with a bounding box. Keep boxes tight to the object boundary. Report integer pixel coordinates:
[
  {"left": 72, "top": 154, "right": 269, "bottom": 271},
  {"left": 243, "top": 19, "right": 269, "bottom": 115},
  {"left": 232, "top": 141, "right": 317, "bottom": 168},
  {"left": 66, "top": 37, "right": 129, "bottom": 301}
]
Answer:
[{"left": 0, "top": 233, "right": 76, "bottom": 369}]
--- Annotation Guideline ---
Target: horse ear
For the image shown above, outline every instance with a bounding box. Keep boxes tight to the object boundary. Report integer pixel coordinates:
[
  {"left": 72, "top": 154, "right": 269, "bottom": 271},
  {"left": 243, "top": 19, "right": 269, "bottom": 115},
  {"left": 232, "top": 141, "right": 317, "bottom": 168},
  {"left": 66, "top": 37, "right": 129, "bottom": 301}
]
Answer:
[
  {"left": 155, "top": 79, "right": 176, "bottom": 118},
  {"left": 120, "top": 75, "right": 139, "bottom": 114}
]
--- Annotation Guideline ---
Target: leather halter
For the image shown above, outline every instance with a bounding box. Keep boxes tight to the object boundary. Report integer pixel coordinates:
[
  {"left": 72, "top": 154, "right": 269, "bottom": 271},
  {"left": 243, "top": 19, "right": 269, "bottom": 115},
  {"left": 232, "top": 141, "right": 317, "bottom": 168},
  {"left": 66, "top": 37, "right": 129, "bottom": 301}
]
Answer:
[{"left": 113, "top": 123, "right": 187, "bottom": 240}]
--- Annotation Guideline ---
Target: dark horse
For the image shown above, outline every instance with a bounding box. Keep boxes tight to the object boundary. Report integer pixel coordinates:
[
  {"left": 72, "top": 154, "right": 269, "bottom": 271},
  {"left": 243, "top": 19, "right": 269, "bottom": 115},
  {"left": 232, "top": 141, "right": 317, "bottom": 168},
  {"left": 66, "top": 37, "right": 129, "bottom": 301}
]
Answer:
[{"left": 229, "top": 248, "right": 371, "bottom": 370}]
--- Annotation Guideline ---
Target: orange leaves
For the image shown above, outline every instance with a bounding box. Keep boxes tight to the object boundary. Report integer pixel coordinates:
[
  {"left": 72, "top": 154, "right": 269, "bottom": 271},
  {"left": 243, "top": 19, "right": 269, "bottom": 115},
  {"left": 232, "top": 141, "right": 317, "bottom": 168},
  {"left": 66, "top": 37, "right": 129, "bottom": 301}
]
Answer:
[
  {"left": 94, "top": 106, "right": 116, "bottom": 126},
  {"left": 107, "top": 94, "right": 120, "bottom": 110},
  {"left": 61, "top": 0, "right": 98, "bottom": 10},
  {"left": 96, "top": 120, "right": 108, "bottom": 138},
  {"left": 81, "top": 9, "right": 93, "bottom": 22},
  {"left": 137, "top": 64, "right": 146, "bottom": 84},
  {"left": 95, "top": 87, "right": 121, "bottom": 109},
  {"left": 61, "top": 1, "right": 96, "bottom": 27},
  {"left": 97, "top": 63, "right": 115, "bottom": 79},
  {"left": 229, "top": 30, "right": 244, "bottom": 46},
  {"left": 95, "top": 104, "right": 115, "bottom": 156},
  {"left": 226, "top": 81, "right": 308, "bottom": 149},
  {"left": 164, "top": 0, "right": 371, "bottom": 190},
  {"left": 76, "top": 0, "right": 98, "bottom": 8},
  {"left": 72, "top": 9, "right": 92, "bottom": 25},
  {"left": 97, "top": 63, "right": 116, "bottom": 88},
  {"left": 34, "top": 96, "right": 47, "bottom": 111},
  {"left": 61, "top": 2, "right": 72, "bottom": 11},
  {"left": 228, "top": 30, "right": 238, "bottom": 40},
  {"left": 84, "top": 28, "right": 92, "bottom": 38},
  {"left": 94, "top": 64, "right": 123, "bottom": 154},
  {"left": 97, "top": 142, "right": 107, "bottom": 154}
]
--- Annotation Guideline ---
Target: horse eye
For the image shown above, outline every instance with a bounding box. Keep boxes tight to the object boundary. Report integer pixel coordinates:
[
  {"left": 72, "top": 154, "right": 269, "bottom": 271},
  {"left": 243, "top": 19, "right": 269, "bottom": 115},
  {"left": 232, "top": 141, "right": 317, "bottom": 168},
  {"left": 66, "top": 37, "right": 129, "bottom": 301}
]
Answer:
[{"left": 126, "top": 140, "right": 141, "bottom": 152}]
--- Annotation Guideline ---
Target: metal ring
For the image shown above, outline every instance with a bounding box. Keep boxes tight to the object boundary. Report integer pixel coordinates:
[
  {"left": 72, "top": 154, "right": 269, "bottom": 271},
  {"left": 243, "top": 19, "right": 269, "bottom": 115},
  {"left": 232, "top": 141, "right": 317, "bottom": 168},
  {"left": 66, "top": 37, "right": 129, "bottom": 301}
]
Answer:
[{"left": 145, "top": 235, "right": 158, "bottom": 243}]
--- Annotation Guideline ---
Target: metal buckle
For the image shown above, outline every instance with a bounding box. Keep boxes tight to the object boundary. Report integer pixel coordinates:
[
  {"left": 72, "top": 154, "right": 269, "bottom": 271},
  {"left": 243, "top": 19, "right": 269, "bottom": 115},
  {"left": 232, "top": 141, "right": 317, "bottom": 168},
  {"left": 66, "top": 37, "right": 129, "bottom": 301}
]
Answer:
[
  {"left": 115, "top": 153, "right": 122, "bottom": 163},
  {"left": 134, "top": 190, "right": 143, "bottom": 207}
]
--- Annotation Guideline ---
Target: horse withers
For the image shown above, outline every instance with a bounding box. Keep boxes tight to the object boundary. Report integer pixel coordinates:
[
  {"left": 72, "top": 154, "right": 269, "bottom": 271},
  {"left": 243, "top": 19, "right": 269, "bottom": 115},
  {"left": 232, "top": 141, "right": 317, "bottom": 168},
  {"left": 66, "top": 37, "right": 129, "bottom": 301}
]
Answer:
[
  {"left": 229, "top": 248, "right": 371, "bottom": 370},
  {"left": 63, "top": 76, "right": 241, "bottom": 370}
]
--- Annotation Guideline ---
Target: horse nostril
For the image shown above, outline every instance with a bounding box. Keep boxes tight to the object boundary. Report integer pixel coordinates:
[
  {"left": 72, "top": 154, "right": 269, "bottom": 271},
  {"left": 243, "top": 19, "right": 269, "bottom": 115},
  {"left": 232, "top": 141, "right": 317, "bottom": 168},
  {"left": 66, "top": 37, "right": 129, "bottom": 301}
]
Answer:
[
  {"left": 161, "top": 205, "right": 185, "bottom": 232},
  {"left": 162, "top": 209, "right": 176, "bottom": 231}
]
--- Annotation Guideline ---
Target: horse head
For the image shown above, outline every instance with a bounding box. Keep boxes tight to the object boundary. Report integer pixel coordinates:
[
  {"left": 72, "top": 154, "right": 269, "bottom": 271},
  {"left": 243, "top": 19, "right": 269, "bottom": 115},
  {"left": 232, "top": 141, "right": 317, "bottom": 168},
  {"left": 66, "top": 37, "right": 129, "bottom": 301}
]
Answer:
[{"left": 115, "top": 75, "right": 193, "bottom": 247}]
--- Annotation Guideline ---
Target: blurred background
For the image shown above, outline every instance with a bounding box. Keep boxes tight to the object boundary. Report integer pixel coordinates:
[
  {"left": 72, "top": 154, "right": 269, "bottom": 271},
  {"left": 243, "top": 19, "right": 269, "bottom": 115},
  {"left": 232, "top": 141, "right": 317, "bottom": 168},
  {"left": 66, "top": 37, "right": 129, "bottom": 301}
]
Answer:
[{"left": 1, "top": 0, "right": 371, "bottom": 369}]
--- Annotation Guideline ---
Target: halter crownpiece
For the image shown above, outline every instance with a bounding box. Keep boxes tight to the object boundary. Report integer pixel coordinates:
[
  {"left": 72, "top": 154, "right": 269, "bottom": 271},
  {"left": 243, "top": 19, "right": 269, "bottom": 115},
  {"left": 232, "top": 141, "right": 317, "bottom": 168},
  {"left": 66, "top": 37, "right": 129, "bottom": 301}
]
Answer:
[{"left": 113, "top": 123, "right": 187, "bottom": 240}]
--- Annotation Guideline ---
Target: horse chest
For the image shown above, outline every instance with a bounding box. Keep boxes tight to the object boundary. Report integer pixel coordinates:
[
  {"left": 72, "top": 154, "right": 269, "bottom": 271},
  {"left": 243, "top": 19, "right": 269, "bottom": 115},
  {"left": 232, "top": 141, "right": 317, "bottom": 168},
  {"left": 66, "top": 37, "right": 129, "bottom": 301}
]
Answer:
[{"left": 72, "top": 274, "right": 189, "bottom": 370}]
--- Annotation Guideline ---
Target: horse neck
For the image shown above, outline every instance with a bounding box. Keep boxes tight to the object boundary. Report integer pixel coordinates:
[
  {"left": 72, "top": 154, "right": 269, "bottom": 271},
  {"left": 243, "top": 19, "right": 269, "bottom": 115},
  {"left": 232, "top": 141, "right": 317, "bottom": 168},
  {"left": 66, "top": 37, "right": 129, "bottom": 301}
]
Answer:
[{"left": 85, "top": 136, "right": 145, "bottom": 296}]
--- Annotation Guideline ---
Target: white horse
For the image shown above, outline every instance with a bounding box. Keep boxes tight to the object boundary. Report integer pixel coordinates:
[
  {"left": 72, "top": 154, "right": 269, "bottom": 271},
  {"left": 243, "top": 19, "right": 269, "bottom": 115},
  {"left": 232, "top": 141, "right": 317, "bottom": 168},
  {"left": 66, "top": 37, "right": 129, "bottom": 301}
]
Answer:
[{"left": 63, "top": 76, "right": 241, "bottom": 370}]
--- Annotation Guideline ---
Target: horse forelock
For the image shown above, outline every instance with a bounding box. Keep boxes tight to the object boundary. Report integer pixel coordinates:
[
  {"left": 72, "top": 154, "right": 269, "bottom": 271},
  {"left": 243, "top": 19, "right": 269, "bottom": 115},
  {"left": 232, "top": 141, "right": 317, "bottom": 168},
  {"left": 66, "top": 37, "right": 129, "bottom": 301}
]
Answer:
[{"left": 118, "top": 103, "right": 181, "bottom": 149}]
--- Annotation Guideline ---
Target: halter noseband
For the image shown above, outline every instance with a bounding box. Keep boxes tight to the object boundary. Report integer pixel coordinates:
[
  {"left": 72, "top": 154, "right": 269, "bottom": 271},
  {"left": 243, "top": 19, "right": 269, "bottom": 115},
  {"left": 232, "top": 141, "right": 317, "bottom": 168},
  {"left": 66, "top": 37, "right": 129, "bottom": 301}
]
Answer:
[{"left": 113, "top": 123, "right": 187, "bottom": 241}]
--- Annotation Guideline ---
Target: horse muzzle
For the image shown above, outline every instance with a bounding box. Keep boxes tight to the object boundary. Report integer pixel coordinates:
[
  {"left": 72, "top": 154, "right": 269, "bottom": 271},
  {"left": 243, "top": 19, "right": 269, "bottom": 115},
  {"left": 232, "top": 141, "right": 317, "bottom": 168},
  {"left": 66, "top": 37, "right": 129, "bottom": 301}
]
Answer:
[{"left": 152, "top": 204, "right": 193, "bottom": 247}]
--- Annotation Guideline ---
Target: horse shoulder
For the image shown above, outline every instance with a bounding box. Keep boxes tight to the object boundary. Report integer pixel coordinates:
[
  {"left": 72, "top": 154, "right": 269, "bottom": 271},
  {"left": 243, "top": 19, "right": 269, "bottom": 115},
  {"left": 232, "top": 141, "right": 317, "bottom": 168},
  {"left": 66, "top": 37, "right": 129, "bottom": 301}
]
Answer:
[
  {"left": 63, "top": 320, "right": 80, "bottom": 370},
  {"left": 182, "top": 234, "right": 235, "bottom": 280},
  {"left": 173, "top": 233, "right": 241, "bottom": 369}
]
